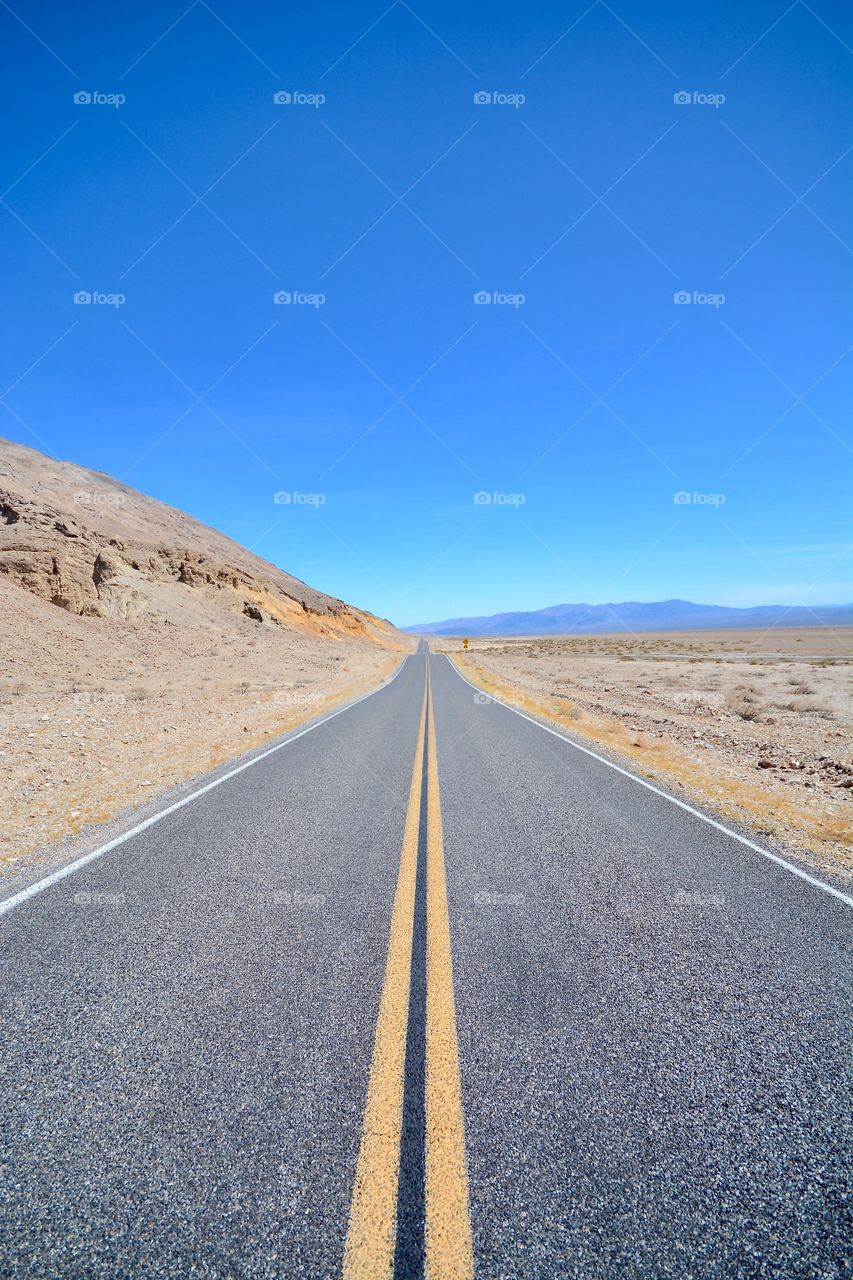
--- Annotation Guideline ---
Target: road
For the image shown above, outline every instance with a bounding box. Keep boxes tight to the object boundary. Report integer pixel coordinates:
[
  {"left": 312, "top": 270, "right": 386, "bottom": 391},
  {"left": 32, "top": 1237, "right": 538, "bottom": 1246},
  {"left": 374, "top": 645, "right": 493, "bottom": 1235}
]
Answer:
[{"left": 1, "top": 643, "right": 850, "bottom": 1279}]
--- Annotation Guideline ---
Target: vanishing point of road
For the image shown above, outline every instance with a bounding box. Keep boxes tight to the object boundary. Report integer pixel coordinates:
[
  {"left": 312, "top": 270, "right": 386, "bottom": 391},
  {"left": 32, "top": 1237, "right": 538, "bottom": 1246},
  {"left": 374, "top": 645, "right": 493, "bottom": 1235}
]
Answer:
[{"left": 1, "top": 643, "right": 850, "bottom": 1278}]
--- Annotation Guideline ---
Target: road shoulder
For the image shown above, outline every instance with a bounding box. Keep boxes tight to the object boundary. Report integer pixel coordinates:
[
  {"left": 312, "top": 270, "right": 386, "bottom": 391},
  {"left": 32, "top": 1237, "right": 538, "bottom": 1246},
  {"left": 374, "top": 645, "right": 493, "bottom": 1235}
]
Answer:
[
  {"left": 449, "top": 651, "right": 853, "bottom": 899},
  {"left": 1, "top": 656, "right": 407, "bottom": 907}
]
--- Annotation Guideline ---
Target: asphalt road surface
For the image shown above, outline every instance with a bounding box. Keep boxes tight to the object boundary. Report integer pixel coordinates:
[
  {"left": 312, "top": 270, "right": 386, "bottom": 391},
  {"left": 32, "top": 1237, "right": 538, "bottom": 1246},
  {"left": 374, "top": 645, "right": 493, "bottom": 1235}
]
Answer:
[{"left": 1, "top": 644, "right": 850, "bottom": 1279}]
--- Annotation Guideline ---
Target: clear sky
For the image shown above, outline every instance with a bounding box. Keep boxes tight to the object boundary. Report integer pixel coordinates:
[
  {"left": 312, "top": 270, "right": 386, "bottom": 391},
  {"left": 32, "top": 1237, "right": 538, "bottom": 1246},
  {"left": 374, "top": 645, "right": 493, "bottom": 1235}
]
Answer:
[{"left": 1, "top": 1, "right": 850, "bottom": 626}]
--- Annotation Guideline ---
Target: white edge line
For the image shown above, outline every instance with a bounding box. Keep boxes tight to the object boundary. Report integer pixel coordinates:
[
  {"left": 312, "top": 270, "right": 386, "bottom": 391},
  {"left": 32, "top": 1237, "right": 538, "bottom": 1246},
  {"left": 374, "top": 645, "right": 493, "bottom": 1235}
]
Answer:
[
  {"left": 447, "top": 656, "right": 853, "bottom": 909},
  {"left": 0, "top": 657, "right": 410, "bottom": 918}
]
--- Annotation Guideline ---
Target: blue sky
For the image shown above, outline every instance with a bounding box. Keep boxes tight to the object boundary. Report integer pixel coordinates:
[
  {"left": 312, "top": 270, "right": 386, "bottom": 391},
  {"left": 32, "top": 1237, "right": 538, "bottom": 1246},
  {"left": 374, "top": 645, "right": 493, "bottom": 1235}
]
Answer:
[{"left": 1, "top": 0, "right": 850, "bottom": 626}]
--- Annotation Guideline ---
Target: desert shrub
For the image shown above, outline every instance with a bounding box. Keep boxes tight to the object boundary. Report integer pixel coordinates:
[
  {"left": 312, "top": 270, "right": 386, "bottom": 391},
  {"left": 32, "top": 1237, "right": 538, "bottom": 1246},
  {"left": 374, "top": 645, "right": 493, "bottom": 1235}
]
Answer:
[
  {"left": 725, "top": 687, "right": 761, "bottom": 720},
  {"left": 788, "top": 696, "right": 827, "bottom": 714}
]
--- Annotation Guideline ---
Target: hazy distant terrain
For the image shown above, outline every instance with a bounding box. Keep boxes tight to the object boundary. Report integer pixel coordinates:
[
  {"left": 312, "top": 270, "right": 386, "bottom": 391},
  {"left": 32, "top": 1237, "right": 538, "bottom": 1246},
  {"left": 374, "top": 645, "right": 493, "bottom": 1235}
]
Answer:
[{"left": 408, "top": 599, "right": 853, "bottom": 636}]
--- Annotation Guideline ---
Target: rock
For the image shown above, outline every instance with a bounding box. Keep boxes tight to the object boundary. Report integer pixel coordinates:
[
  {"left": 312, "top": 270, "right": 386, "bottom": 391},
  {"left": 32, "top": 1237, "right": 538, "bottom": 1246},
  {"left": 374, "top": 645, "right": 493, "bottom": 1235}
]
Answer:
[
  {"left": 757, "top": 759, "right": 774, "bottom": 768},
  {"left": 0, "top": 458, "right": 385, "bottom": 640}
]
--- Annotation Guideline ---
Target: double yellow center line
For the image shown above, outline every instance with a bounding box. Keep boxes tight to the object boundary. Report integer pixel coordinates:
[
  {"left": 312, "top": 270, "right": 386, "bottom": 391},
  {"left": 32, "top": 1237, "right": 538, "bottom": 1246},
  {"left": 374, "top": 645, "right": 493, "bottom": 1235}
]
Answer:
[{"left": 343, "top": 658, "right": 473, "bottom": 1280}]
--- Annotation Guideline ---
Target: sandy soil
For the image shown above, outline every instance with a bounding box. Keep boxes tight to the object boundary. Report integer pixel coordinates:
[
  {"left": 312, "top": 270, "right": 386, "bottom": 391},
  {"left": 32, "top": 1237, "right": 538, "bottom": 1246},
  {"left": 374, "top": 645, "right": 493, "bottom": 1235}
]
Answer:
[
  {"left": 434, "top": 628, "right": 853, "bottom": 877},
  {"left": 0, "top": 578, "right": 407, "bottom": 871}
]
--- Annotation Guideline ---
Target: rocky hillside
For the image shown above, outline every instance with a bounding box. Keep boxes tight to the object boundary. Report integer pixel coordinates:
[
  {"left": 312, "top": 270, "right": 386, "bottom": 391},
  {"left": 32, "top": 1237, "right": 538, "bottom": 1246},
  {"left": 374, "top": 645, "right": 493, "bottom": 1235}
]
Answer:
[
  {"left": 0, "top": 436, "right": 395, "bottom": 641},
  {"left": 0, "top": 437, "right": 408, "bottom": 870}
]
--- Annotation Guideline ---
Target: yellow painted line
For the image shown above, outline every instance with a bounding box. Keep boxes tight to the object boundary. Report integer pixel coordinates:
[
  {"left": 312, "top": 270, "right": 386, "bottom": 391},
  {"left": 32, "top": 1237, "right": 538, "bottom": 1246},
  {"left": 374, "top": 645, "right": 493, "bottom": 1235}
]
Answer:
[
  {"left": 342, "top": 667, "right": 428, "bottom": 1280},
  {"left": 425, "top": 663, "right": 474, "bottom": 1280}
]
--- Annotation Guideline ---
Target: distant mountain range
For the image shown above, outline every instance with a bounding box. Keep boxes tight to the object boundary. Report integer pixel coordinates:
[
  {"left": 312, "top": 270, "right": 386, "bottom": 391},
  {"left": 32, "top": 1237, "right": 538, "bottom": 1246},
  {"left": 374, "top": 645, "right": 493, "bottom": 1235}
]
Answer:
[{"left": 405, "top": 599, "right": 853, "bottom": 637}]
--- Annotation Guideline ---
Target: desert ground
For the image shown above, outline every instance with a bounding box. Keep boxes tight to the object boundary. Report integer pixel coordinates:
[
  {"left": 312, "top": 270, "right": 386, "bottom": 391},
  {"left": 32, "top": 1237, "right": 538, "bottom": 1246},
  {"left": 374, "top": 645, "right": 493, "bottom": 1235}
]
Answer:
[
  {"left": 0, "top": 578, "right": 405, "bottom": 874},
  {"left": 435, "top": 627, "right": 852, "bottom": 876}
]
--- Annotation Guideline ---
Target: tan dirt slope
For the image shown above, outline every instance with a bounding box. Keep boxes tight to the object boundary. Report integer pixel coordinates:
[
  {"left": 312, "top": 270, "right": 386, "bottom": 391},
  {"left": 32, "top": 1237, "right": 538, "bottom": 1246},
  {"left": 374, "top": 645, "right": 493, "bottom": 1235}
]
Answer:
[{"left": 0, "top": 437, "right": 411, "bottom": 869}]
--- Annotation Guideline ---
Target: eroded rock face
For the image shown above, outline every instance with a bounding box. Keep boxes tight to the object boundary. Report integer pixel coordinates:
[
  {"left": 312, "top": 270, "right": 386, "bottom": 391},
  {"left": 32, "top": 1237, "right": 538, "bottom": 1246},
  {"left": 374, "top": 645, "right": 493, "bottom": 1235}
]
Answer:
[
  {"left": 0, "top": 501, "right": 131, "bottom": 619},
  {"left": 0, "top": 438, "right": 399, "bottom": 645},
  {"left": 0, "top": 496, "right": 285, "bottom": 624}
]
